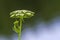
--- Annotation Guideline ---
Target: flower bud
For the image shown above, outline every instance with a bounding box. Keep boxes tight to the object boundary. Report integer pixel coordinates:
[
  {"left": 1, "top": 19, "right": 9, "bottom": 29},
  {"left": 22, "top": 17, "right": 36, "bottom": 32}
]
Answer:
[{"left": 10, "top": 10, "right": 35, "bottom": 18}]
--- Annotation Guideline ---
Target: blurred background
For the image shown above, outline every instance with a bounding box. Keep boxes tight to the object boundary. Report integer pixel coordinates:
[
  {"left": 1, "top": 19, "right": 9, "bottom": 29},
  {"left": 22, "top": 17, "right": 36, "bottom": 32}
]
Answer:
[{"left": 0, "top": 0, "right": 60, "bottom": 40}]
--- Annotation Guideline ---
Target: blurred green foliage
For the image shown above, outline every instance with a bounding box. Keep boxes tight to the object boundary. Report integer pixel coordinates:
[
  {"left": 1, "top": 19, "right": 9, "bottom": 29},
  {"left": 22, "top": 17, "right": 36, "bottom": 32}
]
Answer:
[{"left": 0, "top": 0, "right": 60, "bottom": 36}]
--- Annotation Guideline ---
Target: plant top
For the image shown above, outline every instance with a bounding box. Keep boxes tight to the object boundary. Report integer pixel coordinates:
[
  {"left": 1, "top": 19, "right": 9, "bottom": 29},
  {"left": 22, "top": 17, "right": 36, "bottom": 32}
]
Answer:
[{"left": 10, "top": 10, "right": 35, "bottom": 18}]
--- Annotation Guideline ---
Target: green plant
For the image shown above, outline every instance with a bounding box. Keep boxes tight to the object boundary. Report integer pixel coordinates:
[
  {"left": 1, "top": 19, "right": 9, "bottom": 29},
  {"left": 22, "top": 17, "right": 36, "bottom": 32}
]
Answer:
[{"left": 10, "top": 10, "right": 35, "bottom": 40}]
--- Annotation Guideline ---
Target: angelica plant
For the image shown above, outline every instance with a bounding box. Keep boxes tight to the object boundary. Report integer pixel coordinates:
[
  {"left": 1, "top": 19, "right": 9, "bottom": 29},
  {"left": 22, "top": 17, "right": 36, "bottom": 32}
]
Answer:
[{"left": 10, "top": 10, "right": 35, "bottom": 40}]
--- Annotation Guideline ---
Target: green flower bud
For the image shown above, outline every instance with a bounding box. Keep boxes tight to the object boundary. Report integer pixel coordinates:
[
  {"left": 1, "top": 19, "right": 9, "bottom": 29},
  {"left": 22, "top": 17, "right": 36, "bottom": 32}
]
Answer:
[{"left": 10, "top": 10, "right": 35, "bottom": 18}]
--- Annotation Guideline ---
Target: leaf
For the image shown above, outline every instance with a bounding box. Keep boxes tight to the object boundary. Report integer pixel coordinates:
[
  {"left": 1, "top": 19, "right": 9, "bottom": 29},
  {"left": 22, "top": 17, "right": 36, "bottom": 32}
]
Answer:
[{"left": 13, "top": 25, "right": 20, "bottom": 33}]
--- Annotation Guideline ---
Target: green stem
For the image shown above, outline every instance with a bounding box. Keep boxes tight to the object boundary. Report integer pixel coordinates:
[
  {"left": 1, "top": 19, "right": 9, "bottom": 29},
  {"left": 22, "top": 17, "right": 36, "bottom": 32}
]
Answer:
[
  {"left": 18, "top": 33, "right": 20, "bottom": 40},
  {"left": 18, "top": 18, "right": 23, "bottom": 40}
]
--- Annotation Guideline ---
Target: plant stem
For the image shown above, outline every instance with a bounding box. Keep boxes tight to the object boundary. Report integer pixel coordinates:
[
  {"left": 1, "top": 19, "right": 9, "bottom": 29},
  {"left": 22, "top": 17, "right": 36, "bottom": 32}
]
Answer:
[
  {"left": 18, "top": 18, "right": 23, "bottom": 40},
  {"left": 18, "top": 33, "right": 20, "bottom": 40}
]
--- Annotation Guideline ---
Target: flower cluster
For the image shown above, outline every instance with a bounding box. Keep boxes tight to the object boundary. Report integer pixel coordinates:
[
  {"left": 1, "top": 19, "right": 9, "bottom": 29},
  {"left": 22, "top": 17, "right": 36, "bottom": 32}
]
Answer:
[{"left": 10, "top": 10, "right": 35, "bottom": 18}]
